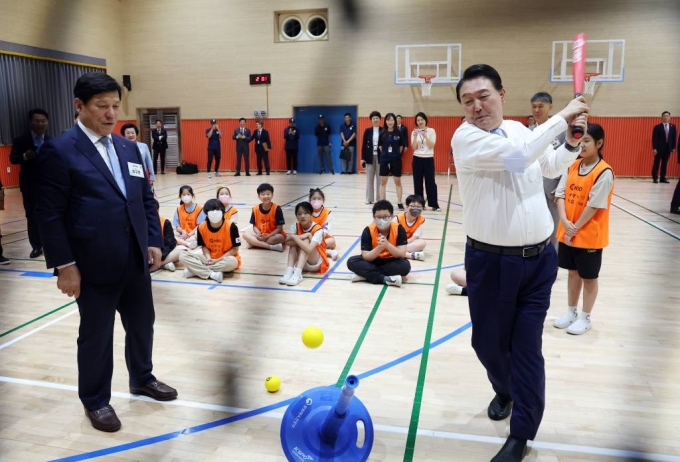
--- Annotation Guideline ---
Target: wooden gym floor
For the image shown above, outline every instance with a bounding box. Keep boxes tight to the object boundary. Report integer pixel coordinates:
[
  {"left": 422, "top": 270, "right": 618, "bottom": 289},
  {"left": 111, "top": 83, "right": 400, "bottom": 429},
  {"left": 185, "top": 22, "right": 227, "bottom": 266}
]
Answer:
[{"left": 1, "top": 173, "right": 679, "bottom": 461}]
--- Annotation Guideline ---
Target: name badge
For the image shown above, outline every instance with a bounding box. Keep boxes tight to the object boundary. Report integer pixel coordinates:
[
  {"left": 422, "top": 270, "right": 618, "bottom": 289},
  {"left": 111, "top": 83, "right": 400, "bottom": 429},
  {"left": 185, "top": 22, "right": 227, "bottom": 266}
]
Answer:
[
  {"left": 128, "top": 162, "right": 145, "bottom": 178},
  {"left": 388, "top": 146, "right": 393, "bottom": 153},
  {"left": 257, "top": 140, "right": 261, "bottom": 144}
]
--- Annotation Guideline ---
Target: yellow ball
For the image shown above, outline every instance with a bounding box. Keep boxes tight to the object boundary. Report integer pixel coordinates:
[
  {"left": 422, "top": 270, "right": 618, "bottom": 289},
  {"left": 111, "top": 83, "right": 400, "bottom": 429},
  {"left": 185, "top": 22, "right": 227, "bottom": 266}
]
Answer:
[
  {"left": 265, "top": 375, "right": 281, "bottom": 393},
  {"left": 302, "top": 326, "right": 324, "bottom": 349}
]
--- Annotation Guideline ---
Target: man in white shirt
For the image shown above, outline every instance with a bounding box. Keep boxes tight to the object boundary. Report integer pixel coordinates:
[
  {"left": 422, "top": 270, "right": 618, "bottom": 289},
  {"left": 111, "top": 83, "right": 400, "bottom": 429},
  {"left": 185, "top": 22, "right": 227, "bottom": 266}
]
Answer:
[{"left": 451, "top": 64, "right": 588, "bottom": 462}]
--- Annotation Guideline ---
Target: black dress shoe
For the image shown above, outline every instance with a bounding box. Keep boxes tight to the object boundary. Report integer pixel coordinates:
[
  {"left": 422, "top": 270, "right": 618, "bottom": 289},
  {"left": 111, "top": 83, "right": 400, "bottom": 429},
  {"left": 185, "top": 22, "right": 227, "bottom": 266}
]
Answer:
[
  {"left": 661, "top": 179, "right": 670, "bottom": 183},
  {"left": 670, "top": 208, "right": 680, "bottom": 215},
  {"left": 85, "top": 405, "right": 121, "bottom": 432},
  {"left": 490, "top": 436, "right": 527, "bottom": 462},
  {"left": 256, "top": 172, "right": 262, "bottom": 175},
  {"left": 234, "top": 172, "right": 241, "bottom": 177},
  {"left": 246, "top": 172, "right": 251, "bottom": 176},
  {"left": 488, "top": 394, "right": 513, "bottom": 420},
  {"left": 653, "top": 179, "right": 659, "bottom": 183},
  {"left": 29, "top": 248, "right": 43, "bottom": 259},
  {"left": 130, "top": 380, "right": 178, "bottom": 401}
]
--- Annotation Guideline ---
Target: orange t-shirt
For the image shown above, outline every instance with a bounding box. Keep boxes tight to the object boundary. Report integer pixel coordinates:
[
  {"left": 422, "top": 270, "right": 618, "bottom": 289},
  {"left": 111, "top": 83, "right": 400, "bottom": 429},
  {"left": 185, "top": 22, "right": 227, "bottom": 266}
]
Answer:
[
  {"left": 296, "top": 222, "right": 329, "bottom": 273},
  {"left": 396, "top": 212, "right": 425, "bottom": 239},
  {"left": 177, "top": 204, "right": 203, "bottom": 231},
  {"left": 197, "top": 221, "right": 242, "bottom": 268}
]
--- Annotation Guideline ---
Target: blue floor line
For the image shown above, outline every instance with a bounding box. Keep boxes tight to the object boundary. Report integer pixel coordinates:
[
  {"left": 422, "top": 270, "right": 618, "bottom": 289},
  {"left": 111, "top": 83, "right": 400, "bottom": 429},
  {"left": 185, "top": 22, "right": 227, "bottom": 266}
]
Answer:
[{"left": 310, "top": 237, "right": 361, "bottom": 293}]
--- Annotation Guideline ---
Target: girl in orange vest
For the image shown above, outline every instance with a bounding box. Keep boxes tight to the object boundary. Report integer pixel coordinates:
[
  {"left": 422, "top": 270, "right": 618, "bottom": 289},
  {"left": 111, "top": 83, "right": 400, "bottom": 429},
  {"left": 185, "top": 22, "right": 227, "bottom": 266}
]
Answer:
[
  {"left": 395, "top": 194, "right": 427, "bottom": 260},
  {"left": 280, "top": 202, "right": 330, "bottom": 286},
  {"left": 554, "top": 123, "right": 614, "bottom": 335},
  {"left": 179, "top": 199, "right": 241, "bottom": 283},
  {"left": 216, "top": 186, "right": 239, "bottom": 224},
  {"left": 172, "top": 185, "right": 205, "bottom": 249},
  {"left": 309, "top": 188, "right": 340, "bottom": 261}
]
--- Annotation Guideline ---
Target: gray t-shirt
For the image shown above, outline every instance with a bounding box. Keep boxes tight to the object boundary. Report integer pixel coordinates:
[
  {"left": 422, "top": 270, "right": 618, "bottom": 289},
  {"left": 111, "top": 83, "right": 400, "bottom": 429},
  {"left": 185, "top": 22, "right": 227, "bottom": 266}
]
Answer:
[{"left": 555, "top": 159, "right": 614, "bottom": 209}]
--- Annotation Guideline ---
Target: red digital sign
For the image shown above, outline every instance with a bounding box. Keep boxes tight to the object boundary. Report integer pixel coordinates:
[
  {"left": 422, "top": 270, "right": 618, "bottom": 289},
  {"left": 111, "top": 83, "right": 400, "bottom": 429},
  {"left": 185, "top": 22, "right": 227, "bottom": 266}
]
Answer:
[{"left": 249, "top": 73, "right": 271, "bottom": 85}]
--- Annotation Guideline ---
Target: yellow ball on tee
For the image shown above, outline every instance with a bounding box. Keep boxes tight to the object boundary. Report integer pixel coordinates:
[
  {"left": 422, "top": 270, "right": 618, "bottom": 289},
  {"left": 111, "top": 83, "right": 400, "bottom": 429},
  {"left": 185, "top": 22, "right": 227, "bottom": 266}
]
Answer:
[
  {"left": 265, "top": 375, "right": 281, "bottom": 393},
  {"left": 301, "top": 326, "right": 324, "bottom": 349}
]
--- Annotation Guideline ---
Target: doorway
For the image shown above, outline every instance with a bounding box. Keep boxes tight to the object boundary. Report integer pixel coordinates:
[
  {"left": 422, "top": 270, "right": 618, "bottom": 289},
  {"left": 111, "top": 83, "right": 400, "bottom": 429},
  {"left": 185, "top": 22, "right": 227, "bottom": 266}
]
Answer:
[
  {"left": 137, "top": 108, "right": 182, "bottom": 171},
  {"left": 293, "top": 105, "right": 358, "bottom": 173}
]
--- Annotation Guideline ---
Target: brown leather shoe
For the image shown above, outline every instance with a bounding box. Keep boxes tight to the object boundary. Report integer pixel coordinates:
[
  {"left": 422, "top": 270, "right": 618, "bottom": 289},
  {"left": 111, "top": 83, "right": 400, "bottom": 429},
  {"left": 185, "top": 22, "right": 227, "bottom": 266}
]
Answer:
[
  {"left": 85, "top": 405, "right": 121, "bottom": 432},
  {"left": 130, "top": 380, "right": 178, "bottom": 401}
]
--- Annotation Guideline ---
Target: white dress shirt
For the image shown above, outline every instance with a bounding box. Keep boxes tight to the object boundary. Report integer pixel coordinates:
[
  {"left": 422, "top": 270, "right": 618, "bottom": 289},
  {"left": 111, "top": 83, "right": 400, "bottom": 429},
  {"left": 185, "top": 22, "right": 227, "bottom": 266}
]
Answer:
[
  {"left": 77, "top": 120, "right": 117, "bottom": 174},
  {"left": 451, "top": 116, "right": 578, "bottom": 246},
  {"left": 372, "top": 127, "right": 380, "bottom": 153}
]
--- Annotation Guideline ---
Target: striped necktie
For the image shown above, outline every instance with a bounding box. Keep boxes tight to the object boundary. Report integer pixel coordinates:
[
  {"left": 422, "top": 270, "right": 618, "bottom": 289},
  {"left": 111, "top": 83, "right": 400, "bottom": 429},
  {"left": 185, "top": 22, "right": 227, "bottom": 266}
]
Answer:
[
  {"left": 490, "top": 128, "right": 507, "bottom": 138},
  {"left": 100, "top": 137, "right": 127, "bottom": 197}
]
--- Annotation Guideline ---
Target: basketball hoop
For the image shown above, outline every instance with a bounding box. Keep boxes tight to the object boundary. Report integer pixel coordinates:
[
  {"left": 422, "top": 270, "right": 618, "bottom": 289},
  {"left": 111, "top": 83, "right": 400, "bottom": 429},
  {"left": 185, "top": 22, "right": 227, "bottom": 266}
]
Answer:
[
  {"left": 418, "top": 75, "right": 435, "bottom": 97},
  {"left": 584, "top": 73, "right": 600, "bottom": 95}
]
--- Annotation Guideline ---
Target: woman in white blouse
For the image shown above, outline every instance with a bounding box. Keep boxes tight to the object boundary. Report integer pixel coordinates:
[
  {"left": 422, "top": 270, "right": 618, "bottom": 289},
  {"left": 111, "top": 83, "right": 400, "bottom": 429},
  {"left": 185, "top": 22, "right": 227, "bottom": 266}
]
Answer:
[{"left": 411, "top": 112, "right": 440, "bottom": 211}]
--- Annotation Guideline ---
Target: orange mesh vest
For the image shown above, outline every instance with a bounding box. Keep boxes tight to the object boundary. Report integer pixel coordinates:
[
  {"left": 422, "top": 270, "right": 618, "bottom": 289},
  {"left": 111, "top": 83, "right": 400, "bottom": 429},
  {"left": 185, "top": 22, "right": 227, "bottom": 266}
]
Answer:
[
  {"left": 369, "top": 221, "right": 400, "bottom": 259},
  {"left": 252, "top": 203, "right": 282, "bottom": 235},
  {"left": 396, "top": 212, "right": 425, "bottom": 239},
  {"left": 159, "top": 216, "right": 168, "bottom": 233},
  {"left": 296, "top": 222, "right": 329, "bottom": 273},
  {"left": 224, "top": 205, "right": 238, "bottom": 222},
  {"left": 177, "top": 204, "right": 203, "bottom": 231},
  {"left": 556, "top": 158, "right": 614, "bottom": 249},
  {"left": 311, "top": 207, "right": 332, "bottom": 235},
  {"left": 198, "top": 221, "right": 242, "bottom": 267}
]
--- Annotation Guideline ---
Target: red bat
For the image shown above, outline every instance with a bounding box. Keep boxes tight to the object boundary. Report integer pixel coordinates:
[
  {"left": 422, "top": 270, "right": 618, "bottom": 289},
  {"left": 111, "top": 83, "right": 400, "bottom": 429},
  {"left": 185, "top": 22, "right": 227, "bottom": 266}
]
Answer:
[{"left": 571, "top": 33, "right": 587, "bottom": 139}]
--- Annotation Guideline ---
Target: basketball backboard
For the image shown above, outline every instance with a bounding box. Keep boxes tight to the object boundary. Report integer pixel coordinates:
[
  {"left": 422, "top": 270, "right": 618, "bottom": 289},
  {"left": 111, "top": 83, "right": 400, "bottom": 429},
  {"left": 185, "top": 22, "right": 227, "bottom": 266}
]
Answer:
[
  {"left": 550, "top": 39, "right": 625, "bottom": 83},
  {"left": 395, "top": 43, "right": 462, "bottom": 85}
]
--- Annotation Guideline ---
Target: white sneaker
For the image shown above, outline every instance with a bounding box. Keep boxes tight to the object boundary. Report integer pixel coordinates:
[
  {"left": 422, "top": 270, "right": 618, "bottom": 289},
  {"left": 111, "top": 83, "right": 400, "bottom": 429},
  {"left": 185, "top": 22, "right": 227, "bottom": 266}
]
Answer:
[
  {"left": 287, "top": 272, "right": 303, "bottom": 286},
  {"left": 209, "top": 271, "right": 223, "bottom": 283},
  {"left": 412, "top": 251, "right": 425, "bottom": 261},
  {"left": 279, "top": 268, "right": 294, "bottom": 285},
  {"left": 293, "top": 170, "right": 297, "bottom": 175},
  {"left": 385, "top": 275, "right": 402, "bottom": 287},
  {"left": 270, "top": 243, "right": 284, "bottom": 252},
  {"left": 567, "top": 314, "right": 592, "bottom": 335},
  {"left": 182, "top": 269, "right": 193, "bottom": 278},
  {"left": 287, "top": 170, "right": 292, "bottom": 175},
  {"left": 328, "top": 249, "right": 339, "bottom": 261},
  {"left": 215, "top": 172, "right": 221, "bottom": 177},
  {"left": 351, "top": 275, "right": 366, "bottom": 283},
  {"left": 445, "top": 282, "right": 464, "bottom": 295},
  {"left": 207, "top": 173, "right": 212, "bottom": 179},
  {"left": 553, "top": 309, "right": 578, "bottom": 329},
  {"left": 164, "top": 262, "right": 176, "bottom": 272}
]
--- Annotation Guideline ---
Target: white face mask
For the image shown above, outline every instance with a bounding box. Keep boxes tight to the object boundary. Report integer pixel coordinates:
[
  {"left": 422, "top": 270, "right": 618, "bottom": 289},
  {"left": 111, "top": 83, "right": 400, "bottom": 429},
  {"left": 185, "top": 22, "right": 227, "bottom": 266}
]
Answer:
[
  {"left": 218, "top": 194, "right": 230, "bottom": 205},
  {"left": 375, "top": 217, "right": 391, "bottom": 230},
  {"left": 311, "top": 199, "right": 323, "bottom": 211},
  {"left": 181, "top": 195, "right": 193, "bottom": 204},
  {"left": 207, "top": 210, "right": 223, "bottom": 223}
]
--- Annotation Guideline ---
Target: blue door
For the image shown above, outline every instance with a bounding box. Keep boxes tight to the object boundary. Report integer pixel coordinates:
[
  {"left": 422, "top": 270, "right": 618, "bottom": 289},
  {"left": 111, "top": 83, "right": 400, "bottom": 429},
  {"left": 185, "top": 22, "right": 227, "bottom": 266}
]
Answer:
[{"left": 293, "top": 105, "right": 358, "bottom": 173}]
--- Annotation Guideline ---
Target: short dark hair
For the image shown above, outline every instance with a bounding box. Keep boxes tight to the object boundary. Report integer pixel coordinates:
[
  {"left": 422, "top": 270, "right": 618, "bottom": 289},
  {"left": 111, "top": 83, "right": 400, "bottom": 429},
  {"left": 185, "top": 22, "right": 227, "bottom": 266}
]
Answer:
[
  {"left": 372, "top": 199, "right": 393, "bottom": 216},
  {"left": 396, "top": 114, "right": 402, "bottom": 119},
  {"left": 369, "top": 111, "right": 381, "bottom": 120},
  {"left": 455, "top": 64, "right": 503, "bottom": 103},
  {"left": 179, "top": 185, "right": 194, "bottom": 197},
  {"left": 528, "top": 115, "right": 535, "bottom": 119},
  {"left": 344, "top": 112, "right": 352, "bottom": 118},
  {"left": 405, "top": 194, "right": 425, "bottom": 206},
  {"left": 295, "top": 201, "right": 313, "bottom": 215},
  {"left": 256, "top": 120, "right": 263, "bottom": 126},
  {"left": 308, "top": 188, "right": 325, "bottom": 201},
  {"left": 28, "top": 108, "right": 49, "bottom": 120},
  {"left": 662, "top": 111, "right": 670, "bottom": 117},
  {"left": 203, "top": 198, "right": 225, "bottom": 213},
  {"left": 155, "top": 119, "right": 162, "bottom": 124},
  {"left": 257, "top": 183, "right": 274, "bottom": 194},
  {"left": 239, "top": 117, "right": 246, "bottom": 122},
  {"left": 120, "top": 123, "right": 139, "bottom": 136},
  {"left": 531, "top": 92, "right": 553, "bottom": 104},
  {"left": 74, "top": 73, "right": 121, "bottom": 104},
  {"left": 414, "top": 112, "right": 428, "bottom": 126}
]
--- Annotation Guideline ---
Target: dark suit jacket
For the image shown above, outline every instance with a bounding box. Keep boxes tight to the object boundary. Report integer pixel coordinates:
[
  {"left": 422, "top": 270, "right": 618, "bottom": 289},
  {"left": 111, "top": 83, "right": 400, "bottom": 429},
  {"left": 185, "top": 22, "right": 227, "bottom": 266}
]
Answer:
[
  {"left": 361, "top": 127, "right": 383, "bottom": 164},
  {"left": 252, "top": 128, "right": 271, "bottom": 153},
  {"left": 397, "top": 124, "right": 409, "bottom": 149},
  {"left": 151, "top": 128, "right": 169, "bottom": 151},
  {"left": 35, "top": 126, "right": 161, "bottom": 285},
  {"left": 652, "top": 123, "right": 677, "bottom": 154},
  {"left": 232, "top": 127, "right": 252, "bottom": 145},
  {"left": 9, "top": 132, "right": 52, "bottom": 190}
]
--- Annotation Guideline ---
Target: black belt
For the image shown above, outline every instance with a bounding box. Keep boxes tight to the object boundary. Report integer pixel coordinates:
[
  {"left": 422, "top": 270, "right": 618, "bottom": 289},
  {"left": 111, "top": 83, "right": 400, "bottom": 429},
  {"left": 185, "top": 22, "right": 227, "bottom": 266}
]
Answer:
[{"left": 467, "top": 237, "right": 550, "bottom": 258}]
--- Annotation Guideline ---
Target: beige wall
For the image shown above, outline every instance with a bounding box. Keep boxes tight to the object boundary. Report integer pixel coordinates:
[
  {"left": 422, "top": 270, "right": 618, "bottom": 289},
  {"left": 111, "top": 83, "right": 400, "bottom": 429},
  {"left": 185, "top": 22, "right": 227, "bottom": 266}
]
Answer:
[{"left": 2, "top": 0, "right": 679, "bottom": 119}]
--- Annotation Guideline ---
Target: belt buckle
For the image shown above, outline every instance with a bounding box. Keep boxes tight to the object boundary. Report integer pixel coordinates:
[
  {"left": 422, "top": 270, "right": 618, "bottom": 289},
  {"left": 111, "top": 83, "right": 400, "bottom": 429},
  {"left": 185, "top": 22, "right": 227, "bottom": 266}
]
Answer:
[{"left": 522, "top": 246, "right": 532, "bottom": 258}]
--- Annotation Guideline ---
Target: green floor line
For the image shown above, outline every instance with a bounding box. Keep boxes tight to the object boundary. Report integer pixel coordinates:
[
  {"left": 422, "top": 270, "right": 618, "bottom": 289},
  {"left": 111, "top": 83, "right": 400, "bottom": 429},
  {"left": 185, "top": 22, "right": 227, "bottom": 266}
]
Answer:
[{"left": 0, "top": 300, "right": 77, "bottom": 338}]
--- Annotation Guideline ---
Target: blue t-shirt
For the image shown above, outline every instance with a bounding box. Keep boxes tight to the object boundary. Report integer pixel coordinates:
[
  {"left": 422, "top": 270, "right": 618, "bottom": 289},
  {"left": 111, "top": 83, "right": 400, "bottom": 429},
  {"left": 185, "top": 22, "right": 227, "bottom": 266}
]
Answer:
[
  {"left": 206, "top": 128, "right": 221, "bottom": 150},
  {"left": 340, "top": 122, "right": 356, "bottom": 147},
  {"left": 315, "top": 124, "right": 331, "bottom": 146},
  {"left": 379, "top": 130, "right": 403, "bottom": 161}
]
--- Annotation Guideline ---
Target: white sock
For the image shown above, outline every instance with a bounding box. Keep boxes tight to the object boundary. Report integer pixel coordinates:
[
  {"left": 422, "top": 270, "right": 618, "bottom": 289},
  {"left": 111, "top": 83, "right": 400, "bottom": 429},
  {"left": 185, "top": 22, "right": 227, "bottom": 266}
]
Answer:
[
  {"left": 579, "top": 311, "right": 591, "bottom": 321},
  {"left": 568, "top": 305, "right": 578, "bottom": 315},
  {"left": 293, "top": 267, "right": 303, "bottom": 277}
]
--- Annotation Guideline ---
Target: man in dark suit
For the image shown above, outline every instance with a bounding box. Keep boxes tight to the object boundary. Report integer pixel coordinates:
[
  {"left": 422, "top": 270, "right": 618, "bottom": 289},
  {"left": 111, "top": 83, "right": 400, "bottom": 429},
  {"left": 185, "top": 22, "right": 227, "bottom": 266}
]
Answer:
[
  {"left": 151, "top": 119, "right": 168, "bottom": 175},
  {"left": 253, "top": 120, "right": 271, "bottom": 175},
  {"left": 396, "top": 114, "right": 409, "bottom": 151},
  {"left": 232, "top": 117, "right": 252, "bottom": 176},
  {"left": 652, "top": 111, "right": 676, "bottom": 183},
  {"left": 671, "top": 131, "right": 680, "bottom": 215},
  {"left": 35, "top": 73, "right": 177, "bottom": 433},
  {"left": 9, "top": 108, "right": 51, "bottom": 258}
]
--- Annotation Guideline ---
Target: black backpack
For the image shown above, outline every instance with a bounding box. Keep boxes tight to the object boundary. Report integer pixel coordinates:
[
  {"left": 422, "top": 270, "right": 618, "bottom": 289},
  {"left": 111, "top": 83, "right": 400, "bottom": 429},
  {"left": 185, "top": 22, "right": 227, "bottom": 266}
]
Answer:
[{"left": 176, "top": 162, "right": 198, "bottom": 174}]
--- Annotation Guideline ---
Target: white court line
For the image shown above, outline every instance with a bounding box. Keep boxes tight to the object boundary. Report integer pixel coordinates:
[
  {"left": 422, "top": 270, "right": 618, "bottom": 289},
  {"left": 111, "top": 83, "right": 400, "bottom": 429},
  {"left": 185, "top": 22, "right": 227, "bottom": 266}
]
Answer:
[
  {"left": 612, "top": 201, "right": 680, "bottom": 241},
  {"left": 1, "top": 376, "right": 678, "bottom": 461},
  {"left": 0, "top": 309, "right": 78, "bottom": 350}
]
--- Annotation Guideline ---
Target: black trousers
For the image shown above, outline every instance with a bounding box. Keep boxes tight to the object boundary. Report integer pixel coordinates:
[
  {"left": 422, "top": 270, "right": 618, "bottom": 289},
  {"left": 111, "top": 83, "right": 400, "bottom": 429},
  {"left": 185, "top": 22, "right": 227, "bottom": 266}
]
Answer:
[
  {"left": 652, "top": 151, "right": 671, "bottom": 180},
  {"left": 286, "top": 149, "right": 298, "bottom": 171},
  {"left": 412, "top": 156, "right": 439, "bottom": 208},
  {"left": 347, "top": 255, "right": 410, "bottom": 284},
  {"left": 207, "top": 148, "right": 221, "bottom": 172},
  {"left": 153, "top": 148, "right": 166, "bottom": 174},
  {"left": 671, "top": 177, "right": 680, "bottom": 210},
  {"left": 236, "top": 145, "right": 250, "bottom": 173},
  {"left": 76, "top": 233, "right": 156, "bottom": 410},
  {"left": 20, "top": 185, "right": 42, "bottom": 251},
  {"left": 256, "top": 148, "right": 271, "bottom": 174}
]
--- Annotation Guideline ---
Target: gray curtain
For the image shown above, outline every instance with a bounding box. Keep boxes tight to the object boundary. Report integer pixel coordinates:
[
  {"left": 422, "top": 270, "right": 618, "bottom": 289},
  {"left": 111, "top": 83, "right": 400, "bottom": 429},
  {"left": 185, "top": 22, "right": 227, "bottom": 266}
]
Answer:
[{"left": 0, "top": 54, "right": 104, "bottom": 144}]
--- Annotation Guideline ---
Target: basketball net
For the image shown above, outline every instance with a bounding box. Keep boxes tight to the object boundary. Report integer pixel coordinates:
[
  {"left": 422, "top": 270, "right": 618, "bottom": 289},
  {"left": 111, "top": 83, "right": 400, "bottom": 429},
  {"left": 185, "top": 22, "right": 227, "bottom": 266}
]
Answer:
[
  {"left": 584, "top": 73, "right": 600, "bottom": 96},
  {"left": 419, "top": 75, "right": 435, "bottom": 97}
]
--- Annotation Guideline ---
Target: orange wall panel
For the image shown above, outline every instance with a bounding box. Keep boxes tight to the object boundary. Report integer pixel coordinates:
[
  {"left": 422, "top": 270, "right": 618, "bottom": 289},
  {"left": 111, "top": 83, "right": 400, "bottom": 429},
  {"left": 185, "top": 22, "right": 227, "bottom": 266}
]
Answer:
[{"left": 0, "top": 146, "right": 19, "bottom": 188}]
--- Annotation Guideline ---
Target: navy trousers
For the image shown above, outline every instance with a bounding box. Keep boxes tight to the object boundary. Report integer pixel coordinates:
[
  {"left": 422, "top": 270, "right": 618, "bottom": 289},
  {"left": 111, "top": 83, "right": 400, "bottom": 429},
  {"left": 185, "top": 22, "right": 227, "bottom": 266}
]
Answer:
[
  {"left": 76, "top": 233, "right": 156, "bottom": 410},
  {"left": 465, "top": 242, "right": 558, "bottom": 441}
]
